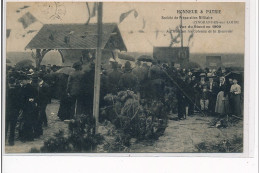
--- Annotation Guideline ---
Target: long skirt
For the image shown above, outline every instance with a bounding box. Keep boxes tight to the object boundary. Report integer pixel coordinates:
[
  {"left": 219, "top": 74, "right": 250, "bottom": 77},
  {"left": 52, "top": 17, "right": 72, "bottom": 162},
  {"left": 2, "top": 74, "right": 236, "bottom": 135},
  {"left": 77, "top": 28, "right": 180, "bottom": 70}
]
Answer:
[
  {"left": 58, "top": 96, "right": 75, "bottom": 120},
  {"left": 19, "top": 102, "right": 39, "bottom": 141},
  {"left": 231, "top": 94, "right": 242, "bottom": 116},
  {"left": 215, "top": 91, "right": 229, "bottom": 114}
]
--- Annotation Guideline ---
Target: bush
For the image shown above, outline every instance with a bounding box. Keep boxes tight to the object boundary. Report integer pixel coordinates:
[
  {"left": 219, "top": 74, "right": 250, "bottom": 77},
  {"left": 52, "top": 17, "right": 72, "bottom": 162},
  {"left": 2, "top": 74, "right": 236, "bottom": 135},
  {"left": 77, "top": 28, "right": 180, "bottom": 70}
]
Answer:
[
  {"left": 68, "top": 115, "right": 104, "bottom": 152},
  {"left": 40, "top": 130, "right": 72, "bottom": 153},
  {"left": 36, "top": 114, "right": 104, "bottom": 153},
  {"left": 102, "top": 90, "right": 168, "bottom": 151},
  {"left": 195, "top": 136, "right": 243, "bottom": 153}
]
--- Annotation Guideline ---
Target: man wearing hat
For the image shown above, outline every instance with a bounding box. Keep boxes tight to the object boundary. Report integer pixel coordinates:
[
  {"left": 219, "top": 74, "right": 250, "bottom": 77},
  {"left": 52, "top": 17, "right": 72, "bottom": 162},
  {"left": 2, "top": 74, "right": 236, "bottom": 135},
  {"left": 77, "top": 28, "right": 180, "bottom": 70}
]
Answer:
[
  {"left": 19, "top": 74, "right": 41, "bottom": 141},
  {"left": 194, "top": 73, "right": 207, "bottom": 111},
  {"left": 147, "top": 60, "right": 165, "bottom": 101},
  {"left": 119, "top": 61, "right": 137, "bottom": 92},
  {"left": 107, "top": 60, "right": 122, "bottom": 94},
  {"left": 37, "top": 76, "right": 50, "bottom": 127},
  {"left": 6, "top": 76, "right": 22, "bottom": 145},
  {"left": 207, "top": 73, "right": 218, "bottom": 115},
  {"left": 66, "top": 62, "right": 84, "bottom": 117}
]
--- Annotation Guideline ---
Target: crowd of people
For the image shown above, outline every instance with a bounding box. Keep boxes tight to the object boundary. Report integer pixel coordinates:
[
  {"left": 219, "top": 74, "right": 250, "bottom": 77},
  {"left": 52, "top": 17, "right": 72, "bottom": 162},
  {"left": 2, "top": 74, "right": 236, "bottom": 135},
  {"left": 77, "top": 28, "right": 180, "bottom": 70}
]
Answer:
[
  {"left": 169, "top": 65, "right": 243, "bottom": 120},
  {"left": 5, "top": 55, "right": 243, "bottom": 146},
  {"left": 6, "top": 66, "right": 51, "bottom": 145}
]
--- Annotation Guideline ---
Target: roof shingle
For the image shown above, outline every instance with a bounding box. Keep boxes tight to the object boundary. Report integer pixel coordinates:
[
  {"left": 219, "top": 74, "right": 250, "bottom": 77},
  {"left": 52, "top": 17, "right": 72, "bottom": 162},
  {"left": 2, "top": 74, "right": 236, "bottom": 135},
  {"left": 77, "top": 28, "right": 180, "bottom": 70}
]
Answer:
[{"left": 25, "top": 23, "right": 127, "bottom": 51}]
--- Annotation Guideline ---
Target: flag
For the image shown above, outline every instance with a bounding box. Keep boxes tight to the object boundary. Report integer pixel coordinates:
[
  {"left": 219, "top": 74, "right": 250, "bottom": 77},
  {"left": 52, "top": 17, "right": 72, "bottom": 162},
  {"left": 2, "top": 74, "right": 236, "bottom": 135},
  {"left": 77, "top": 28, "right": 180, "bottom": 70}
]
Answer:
[
  {"left": 188, "top": 31, "right": 194, "bottom": 46},
  {"left": 16, "top": 5, "right": 30, "bottom": 13},
  {"left": 6, "top": 29, "right": 11, "bottom": 38},
  {"left": 119, "top": 9, "right": 138, "bottom": 23},
  {"left": 134, "top": 10, "right": 138, "bottom": 18},
  {"left": 27, "top": 30, "right": 37, "bottom": 34},
  {"left": 86, "top": 2, "right": 98, "bottom": 24},
  {"left": 155, "top": 29, "right": 159, "bottom": 39},
  {"left": 20, "top": 5, "right": 30, "bottom": 10},
  {"left": 18, "top": 12, "right": 37, "bottom": 29},
  {"left": 168, "top": 26, "right": 182, "bottom": 47},
  {"left": 142, "top": 18, "right": 146, "bottom": 29},
  {"left": 169, "top": 31, "right": 180, "bottom": 47}
]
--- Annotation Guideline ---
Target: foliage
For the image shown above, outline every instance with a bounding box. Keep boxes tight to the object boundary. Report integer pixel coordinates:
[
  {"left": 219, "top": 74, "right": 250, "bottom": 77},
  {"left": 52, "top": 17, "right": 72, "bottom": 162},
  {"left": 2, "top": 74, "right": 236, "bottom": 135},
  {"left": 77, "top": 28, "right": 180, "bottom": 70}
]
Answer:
[
  {"left": 101, "top": 90, "right": 168, "bottom": 151},
  {"left": 68, "top": 115, "right": 104, "bottom": 152},
  {"left": 40, "top": 130, "right": 72, "bottom": 153},
  {"left": 195, "top": 135, "right": 243, "bottom": 153},
  {"left": 35, "top": 114, "right": 104, "bottom": 153}
]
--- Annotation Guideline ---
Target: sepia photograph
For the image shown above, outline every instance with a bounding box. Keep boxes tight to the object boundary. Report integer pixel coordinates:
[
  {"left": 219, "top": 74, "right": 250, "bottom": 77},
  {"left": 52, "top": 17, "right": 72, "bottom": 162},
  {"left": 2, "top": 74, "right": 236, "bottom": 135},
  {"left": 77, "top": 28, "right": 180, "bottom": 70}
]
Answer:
[{"left": 4, "top": 1, "right": 246, "bottom": 153}]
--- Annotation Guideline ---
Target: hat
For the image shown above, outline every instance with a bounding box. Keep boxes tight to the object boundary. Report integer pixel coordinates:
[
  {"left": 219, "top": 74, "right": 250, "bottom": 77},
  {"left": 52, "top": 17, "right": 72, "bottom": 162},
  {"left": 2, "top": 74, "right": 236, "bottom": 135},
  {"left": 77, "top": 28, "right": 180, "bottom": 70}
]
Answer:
[
  {"left": 200, "top": 73, "right": 206, "bottom": 77},
  {"left": 207, "top": 73, "right": 213, "bottom": 78},
  {"left": 109, "top": 58, "right": 116, "bottom": 62},
  {"left": 72, "top": 61, "right": 82, "bottom": 70},
  {"left": 124, "top": 61, "right": 132, "bottom": 71}
]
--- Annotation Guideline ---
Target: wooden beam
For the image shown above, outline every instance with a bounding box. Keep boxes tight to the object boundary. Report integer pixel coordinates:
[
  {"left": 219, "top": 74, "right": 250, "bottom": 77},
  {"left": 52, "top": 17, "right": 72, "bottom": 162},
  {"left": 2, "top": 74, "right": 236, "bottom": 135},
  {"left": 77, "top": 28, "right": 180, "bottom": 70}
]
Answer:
[
  {"left": 93, "top": 2, "right": 103, "bottom": 133},
  {"left": 58, "top": 49, "right": 65, "bottom": 63},
  {"left": 35, "top": 49, "right": 41, "bottom": 70}
]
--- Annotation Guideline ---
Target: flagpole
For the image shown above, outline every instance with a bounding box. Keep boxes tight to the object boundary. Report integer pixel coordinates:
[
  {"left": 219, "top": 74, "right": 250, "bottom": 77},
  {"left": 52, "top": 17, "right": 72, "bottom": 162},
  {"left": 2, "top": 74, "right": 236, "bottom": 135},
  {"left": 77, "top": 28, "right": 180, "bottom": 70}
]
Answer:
[
  {"left": 180, "top": 12, "right": 183, "bottom": 48},
  {"left": 93, "top": 2, "right": 103, "bottom": 134}
]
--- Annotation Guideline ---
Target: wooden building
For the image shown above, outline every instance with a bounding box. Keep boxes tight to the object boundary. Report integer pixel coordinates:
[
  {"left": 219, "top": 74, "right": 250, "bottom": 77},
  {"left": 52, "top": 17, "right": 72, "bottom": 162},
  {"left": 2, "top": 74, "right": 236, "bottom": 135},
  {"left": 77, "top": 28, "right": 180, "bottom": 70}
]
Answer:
[
  {"left": 153, "top": 47, "right": 189, "bottom": 66},
  {"left": 25, "top": 23, "right": 127, "bottom": 69}
]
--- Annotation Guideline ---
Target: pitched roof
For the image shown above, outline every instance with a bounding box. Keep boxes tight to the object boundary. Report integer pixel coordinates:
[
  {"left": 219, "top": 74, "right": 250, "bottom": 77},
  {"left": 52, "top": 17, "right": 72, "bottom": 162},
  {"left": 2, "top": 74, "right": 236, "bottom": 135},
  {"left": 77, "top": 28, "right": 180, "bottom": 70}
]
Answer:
[{"left": 25, "top": 23, "right": 127, "bottom": 51}]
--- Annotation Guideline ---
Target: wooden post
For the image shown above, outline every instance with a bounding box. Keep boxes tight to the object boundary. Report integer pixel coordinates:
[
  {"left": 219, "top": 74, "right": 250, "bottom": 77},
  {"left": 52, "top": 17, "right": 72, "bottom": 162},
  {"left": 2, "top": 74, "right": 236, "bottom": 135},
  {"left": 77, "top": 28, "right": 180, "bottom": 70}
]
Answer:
[
  {"left": 35, "top": 49, "right": 51, "bottom": 71},
  {"left": 180, "top": 12, "right": 183, "bottom": 48},
  {"left": 93, "top": 2, "right": 103, "bottom": 133},
  {"left": 35, "top": 49, "right": 41, "bottom": 70}
]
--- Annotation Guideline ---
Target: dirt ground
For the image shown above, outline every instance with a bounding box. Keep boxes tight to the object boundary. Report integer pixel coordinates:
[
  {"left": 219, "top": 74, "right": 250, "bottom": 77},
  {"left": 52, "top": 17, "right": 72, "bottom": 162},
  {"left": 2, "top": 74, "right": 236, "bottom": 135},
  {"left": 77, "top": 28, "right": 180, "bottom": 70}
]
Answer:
[{"left": 5, "top": 100, "right": 243, "bottom": 153}]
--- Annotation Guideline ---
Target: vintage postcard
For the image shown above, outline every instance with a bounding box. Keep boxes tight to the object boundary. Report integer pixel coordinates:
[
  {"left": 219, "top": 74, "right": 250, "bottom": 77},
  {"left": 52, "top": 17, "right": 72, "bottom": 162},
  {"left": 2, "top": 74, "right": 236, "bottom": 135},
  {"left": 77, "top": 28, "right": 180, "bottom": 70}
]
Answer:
[{"left": 3, "top": 1, "right": 247, "bottom": 154}]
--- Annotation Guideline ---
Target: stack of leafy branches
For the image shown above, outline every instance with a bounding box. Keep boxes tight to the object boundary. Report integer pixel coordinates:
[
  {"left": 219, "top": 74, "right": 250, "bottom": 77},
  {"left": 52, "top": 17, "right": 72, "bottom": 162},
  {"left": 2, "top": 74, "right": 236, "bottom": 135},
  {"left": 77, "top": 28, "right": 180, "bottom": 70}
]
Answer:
[
  {"left": 100, "top": 90, "right": 168, "bottom": 152},
  {"left": 31, "top": 114, "right": 104, "bottom": 153},
  {"left": 195, "top": 135, "right": 243, "bottom": 153}
]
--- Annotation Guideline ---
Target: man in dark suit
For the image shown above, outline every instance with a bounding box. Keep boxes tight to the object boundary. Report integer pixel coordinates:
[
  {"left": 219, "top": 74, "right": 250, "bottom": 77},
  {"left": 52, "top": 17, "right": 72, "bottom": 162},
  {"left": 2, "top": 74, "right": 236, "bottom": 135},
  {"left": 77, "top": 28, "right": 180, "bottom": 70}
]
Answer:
[
  {"left": 6, "top": 77, "right": 22, "bottom": 145},
  {"left": 19, "top": 75, "right": 40, "bottom": 141},
  {"left": 119, "top": 61, "right": 138, "bottom": 92},
  {"left": 107, "top": 61, "right": 122, "bottom": 94},
  {"left": 38, "top": 77, "right": 50, "bottom": 127},
  {"left": 177, "top": 88, "right": 186, "bottom": 120},
  {"left": 66, "top": 62, "right": 84, "bottom": 117},
  {"left": 207, "top": 75, "right": 219, "bottom": 115}
]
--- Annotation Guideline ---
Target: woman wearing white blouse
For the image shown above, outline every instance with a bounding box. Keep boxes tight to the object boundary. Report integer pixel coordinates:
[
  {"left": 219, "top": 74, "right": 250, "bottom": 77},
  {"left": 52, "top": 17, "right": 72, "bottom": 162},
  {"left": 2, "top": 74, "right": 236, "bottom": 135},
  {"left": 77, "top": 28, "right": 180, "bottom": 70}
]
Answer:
[{"left": 230, "top": 78, "right": 242, "bottom": 116}]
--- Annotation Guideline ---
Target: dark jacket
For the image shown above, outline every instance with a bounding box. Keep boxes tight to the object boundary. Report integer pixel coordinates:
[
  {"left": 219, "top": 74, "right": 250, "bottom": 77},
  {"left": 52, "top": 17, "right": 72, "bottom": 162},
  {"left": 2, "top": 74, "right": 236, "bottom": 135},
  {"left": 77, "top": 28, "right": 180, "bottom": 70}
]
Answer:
[
  {"left": 67, "top": 70, "right": 84, "bottom": 97},
  {"left": 218, "top": 82, "right": 229, "bottom": 97},
  {"left": 38, "top": 82, "right": 50, "bottom": 107},
  {"left": 207, "top": 81, "right": 219, "bottom": 96},
  {"left": 107, "top": 70, "right": 122, "bottom": 94},
  {"left": 6, "top": 84, "right": 22, "bottom": 116},
  {"left": 119, "top": 71, "right": 138, "bottom": 91}
]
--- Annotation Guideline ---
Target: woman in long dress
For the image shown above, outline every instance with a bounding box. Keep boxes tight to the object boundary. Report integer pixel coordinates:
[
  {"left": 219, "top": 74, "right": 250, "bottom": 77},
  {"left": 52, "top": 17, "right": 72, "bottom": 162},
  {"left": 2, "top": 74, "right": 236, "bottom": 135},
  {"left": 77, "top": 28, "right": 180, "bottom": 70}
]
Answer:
[
  {"left": 230, "top": 78, "right": 242, "bottom": 116},
  {"left": 215, "top": 77, "right": 230, "bottom": 116}
]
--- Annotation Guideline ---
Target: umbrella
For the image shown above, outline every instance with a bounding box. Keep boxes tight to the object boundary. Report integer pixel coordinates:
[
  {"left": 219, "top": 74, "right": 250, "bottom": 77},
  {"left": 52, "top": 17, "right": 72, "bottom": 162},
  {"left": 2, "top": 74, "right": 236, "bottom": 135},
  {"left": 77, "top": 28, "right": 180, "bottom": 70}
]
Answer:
[
  {"left": 15, "top": 59, "right": 33, "bottom": 69},
  {"left": 118, "top": 53, "right": 135, "bottom": 61},
  {"left": 56, "top": 67, "right": 75, "bottom": 75},
  {"left": 137, "top": 55, "right": 153, "bottom": 62}
]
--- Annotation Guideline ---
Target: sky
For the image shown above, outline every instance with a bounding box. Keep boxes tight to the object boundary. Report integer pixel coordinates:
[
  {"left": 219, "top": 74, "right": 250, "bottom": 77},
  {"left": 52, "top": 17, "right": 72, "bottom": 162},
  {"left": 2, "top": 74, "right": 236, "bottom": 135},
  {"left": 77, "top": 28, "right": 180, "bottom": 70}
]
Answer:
[{"left": 6, "top": 2, "right": 245, "bottom": 53}]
